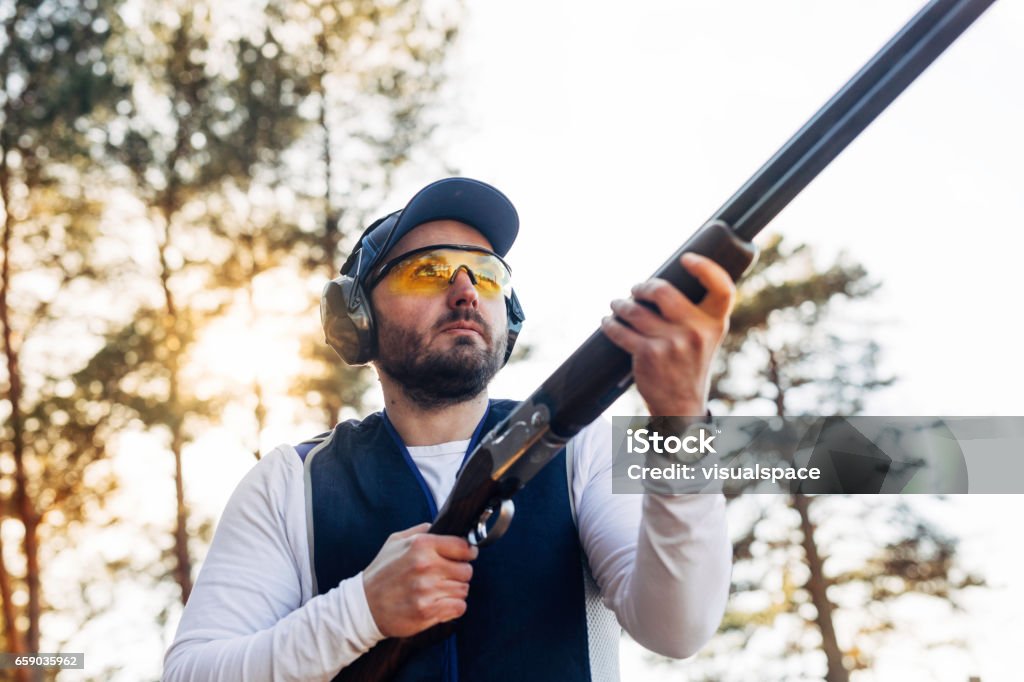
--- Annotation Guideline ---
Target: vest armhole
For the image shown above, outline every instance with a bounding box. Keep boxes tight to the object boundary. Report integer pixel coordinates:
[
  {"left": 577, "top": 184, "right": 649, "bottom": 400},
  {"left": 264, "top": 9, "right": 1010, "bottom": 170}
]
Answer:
[
  {"left": 565, "top": 438, "right": 578, "bottom": 529},
  {"left": 301, "top": 434, "right": 335, "bottom": 598},
  {"left": 567, "top": 436, "right": 623, "bottom": 682}
]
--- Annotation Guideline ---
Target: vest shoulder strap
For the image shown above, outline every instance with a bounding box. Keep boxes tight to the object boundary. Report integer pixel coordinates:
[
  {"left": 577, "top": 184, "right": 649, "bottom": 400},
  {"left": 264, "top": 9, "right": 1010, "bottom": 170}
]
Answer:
[{"left": 295, "top": 431, "right": 332, "bottom": 463}]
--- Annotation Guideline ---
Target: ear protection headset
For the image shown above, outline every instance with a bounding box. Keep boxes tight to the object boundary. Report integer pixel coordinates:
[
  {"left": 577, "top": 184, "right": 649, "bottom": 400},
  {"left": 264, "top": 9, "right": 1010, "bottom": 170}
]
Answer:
[{"left": 321, "top": 210, "right": 525, "bottom": 366}]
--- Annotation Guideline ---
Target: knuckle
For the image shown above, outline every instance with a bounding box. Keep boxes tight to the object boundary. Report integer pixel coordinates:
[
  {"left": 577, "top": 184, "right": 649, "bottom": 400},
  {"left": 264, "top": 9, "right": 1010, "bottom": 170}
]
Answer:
[
  {"left": 681, "top": 327, "right": 704, "bottom": 351},
  {"left": 414, "top": 597, "right": 433, "bottom": 619},
  {"left": 669, "top": 335, "right": 690, "bottom": 357}
]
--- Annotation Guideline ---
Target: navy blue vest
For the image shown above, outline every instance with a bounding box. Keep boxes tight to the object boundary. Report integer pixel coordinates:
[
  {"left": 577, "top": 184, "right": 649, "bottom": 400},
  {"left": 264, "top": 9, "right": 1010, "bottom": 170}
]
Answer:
[{"left": 302, "top": 400, "right": 594, "bottom": 681}]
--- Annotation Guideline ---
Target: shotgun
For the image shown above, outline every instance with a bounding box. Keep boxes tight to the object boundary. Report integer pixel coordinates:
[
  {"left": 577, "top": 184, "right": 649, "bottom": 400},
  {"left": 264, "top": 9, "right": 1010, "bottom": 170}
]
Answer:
[{"left": 337, "top": 0, "right": 996, "bottom": 678}]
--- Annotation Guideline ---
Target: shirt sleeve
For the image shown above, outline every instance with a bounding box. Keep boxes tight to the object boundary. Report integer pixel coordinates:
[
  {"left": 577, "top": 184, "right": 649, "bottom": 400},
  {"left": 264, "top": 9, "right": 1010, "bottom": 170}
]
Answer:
[
  {"left": 163, "top": 446, "right": 385, "bottom": 682},
  {"left": 571, "top": 418, "right": 732, "bottom": 659}
]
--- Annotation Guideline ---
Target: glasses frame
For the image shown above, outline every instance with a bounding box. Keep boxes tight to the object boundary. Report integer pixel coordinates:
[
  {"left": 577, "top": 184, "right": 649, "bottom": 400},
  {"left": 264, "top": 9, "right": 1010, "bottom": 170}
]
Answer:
[{"left": 365, "top": 243, "right": 513, "bottom": 296}]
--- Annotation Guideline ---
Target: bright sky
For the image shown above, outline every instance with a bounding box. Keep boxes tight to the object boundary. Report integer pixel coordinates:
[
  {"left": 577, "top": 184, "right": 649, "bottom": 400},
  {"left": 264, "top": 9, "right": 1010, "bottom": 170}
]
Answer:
[
  {"left": 78, "top": 1, "right": 1024, "bottom": 679},
  {"left": 438, "top": 0, "right": 1024, "bottom": 417},
  {"left": 441, "top": 1, "right": 1024, "bottom": 679}
]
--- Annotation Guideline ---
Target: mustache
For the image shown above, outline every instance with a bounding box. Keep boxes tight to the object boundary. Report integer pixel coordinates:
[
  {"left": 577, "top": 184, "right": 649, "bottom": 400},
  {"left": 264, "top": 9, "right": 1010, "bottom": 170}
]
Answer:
[{"left": 434, "top": 308, "right": 491, "bottom": 335}]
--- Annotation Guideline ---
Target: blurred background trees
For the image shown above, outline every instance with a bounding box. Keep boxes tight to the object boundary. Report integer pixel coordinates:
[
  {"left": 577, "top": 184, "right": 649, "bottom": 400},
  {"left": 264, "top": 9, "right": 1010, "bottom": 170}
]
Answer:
[
  {"left": 667, "top": 237, "right": 986, "bottom": 681},
  {"left": 1, "top": 0, "right": 129, "bottom": 673},
  {"left": 2, "top": 0, "right": 462, "bottom": 675},
  {"left": 1, "top": 1, "right": 992, "bottom": 680}
]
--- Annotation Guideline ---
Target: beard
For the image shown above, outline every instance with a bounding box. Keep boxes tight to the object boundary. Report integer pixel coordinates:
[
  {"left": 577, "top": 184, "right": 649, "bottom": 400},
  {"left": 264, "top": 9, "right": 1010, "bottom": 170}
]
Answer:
[{"left": 376, "top": 307, "right": 506, "bottom": 410}]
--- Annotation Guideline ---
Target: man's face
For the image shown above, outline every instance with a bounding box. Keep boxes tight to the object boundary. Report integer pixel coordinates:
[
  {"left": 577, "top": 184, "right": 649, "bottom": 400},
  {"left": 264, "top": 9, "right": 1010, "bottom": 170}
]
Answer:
[{"left": 370, "top": 220, "right": 509, "bottom": 409}]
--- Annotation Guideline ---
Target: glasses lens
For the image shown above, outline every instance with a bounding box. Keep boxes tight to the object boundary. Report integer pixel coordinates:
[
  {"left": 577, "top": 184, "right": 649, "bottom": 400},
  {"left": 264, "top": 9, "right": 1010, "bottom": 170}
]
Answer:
[
  {"left": 461, "top": 252, "right": 508, "bottom": 296},
  {"left": 382, "top": 248, "right": 510, "bottom": 297}
]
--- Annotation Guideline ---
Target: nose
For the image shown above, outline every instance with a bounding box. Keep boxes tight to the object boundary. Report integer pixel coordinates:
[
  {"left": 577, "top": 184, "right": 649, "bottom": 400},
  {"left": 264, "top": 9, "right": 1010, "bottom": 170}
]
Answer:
[{"left": 447, "top": 266, "right": 480, "bottom": 309}]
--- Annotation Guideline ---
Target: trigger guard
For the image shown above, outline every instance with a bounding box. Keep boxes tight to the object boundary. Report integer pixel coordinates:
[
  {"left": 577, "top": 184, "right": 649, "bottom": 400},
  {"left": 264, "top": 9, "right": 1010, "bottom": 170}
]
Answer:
[{"left": 468, "top": 499, "right": 515, "bottom": 548}]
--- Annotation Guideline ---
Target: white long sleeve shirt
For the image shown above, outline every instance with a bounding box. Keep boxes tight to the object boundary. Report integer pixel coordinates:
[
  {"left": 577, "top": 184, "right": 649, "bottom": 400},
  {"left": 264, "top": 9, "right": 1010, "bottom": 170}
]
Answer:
[{"left": 163, "top": 417, "right": 731, "bottom": 681}]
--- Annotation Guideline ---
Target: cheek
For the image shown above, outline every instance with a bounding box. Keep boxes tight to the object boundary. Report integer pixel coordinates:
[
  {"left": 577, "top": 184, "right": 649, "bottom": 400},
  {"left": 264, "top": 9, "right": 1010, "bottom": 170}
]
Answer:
[
  {"left": 374, "top": 292, "right": 447, "bottom": 341},
  {"left": 485, "top": 298, "right": 509, "bottom": 335}
]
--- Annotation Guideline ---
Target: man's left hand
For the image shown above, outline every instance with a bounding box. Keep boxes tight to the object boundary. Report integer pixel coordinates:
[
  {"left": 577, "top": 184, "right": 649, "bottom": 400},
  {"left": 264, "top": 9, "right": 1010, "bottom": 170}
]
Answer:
[{"left": 601, "top": 252, "right": 735, "bottom": 417}]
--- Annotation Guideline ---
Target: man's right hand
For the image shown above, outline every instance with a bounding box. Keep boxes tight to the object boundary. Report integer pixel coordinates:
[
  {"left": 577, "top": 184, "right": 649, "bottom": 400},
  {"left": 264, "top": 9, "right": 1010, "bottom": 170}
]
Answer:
[{"left": 362, "top": 523, "right": 478, "bottom": 637}]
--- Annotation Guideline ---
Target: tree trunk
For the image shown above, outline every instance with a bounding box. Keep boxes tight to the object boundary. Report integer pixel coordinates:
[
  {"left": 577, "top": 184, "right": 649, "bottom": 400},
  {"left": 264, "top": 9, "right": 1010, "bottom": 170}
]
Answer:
[
  {"left": 772, "top": 368, "right": 849, "bottom": 681},
  {"left": 316, "top": 29, "right": 339, "bottom": 268},
  {"left": 793, "top": 493, "right": 849, "bottom": 682},
  {"left": 165, "top": 294, "right": 193, "bottom": 605},
  {"left": 157, "top": 208, "right": 193, "bottom": 605},
  {"left": 0, "top": 534, "right": 29, "bottom": 682},
  {"left": 0, "top": 535, "right": 19, "bottom": 649},
  {"left": 172, "top": 432, "right": 192, "bottom": 604},
  {"left": 246, "top": 276, "right": 265, "bottom": 462},
  {"left": 1, "top": 125, "right": 34, "bottom": 682}
]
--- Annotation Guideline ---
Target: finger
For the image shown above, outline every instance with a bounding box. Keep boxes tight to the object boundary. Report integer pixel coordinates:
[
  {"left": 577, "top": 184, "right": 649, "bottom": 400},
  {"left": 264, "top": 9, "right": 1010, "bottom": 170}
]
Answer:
[
  {"left": 629, "top": 278, "right": 701, "bottom": 324},
  {"left": 438, "top": 577, "right": 472, "bottom": 598},
  {"left": 437, "top": 559, "right": 474, "bottom": 583},
  {"left": 609, "top": 298, "right": 674, "bottom": 336},
  {"left": 680, "top": 253, "right": 735, "bottom": 318},
  {"left": 431, "top": 597, "right": 469, "bottom": 625},
  {"left": 432, "top": 535, "right": 479, "bottom": 562},
  {"left": 600, "top": 315, "right": 647, "bottom": 355}
]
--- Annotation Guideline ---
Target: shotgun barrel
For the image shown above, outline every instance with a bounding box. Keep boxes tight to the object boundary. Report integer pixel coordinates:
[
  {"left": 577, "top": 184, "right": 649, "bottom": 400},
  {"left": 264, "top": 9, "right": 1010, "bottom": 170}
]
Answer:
[{"left": 337, "top": 1, "right": 996, "bottom": 679}]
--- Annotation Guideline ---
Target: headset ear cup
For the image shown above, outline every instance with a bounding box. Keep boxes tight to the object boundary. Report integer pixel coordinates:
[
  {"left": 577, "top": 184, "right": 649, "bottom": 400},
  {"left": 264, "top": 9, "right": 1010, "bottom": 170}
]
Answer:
[
  {"left": 503, "top": 289, "right": 525, "bottom": 365},
  {"left": 321, "top": 276, "right": 376, "bottom": 365}
]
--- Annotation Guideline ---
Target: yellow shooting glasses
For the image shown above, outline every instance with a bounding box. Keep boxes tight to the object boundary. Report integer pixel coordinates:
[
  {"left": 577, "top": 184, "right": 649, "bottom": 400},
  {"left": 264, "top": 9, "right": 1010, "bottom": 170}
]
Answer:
[{"left": 367, "top": 244, "right": 513, "bottom": 299}]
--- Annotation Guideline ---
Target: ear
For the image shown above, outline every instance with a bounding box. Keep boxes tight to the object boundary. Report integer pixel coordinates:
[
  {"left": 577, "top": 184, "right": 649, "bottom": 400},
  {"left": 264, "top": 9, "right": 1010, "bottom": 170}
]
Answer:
[
  {"left": 503, "top": 290, "right": 525, "bottom": 364},
  {"left": 321, "top": 276, "right": 377, "bottom": 365}
]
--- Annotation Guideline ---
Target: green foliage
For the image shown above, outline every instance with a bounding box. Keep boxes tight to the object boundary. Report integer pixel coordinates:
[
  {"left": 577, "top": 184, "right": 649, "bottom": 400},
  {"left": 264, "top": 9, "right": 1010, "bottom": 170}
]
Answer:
[
  {"left": 1, "top": 0, "right": 129, "bottom": 180},
  {"left": 70, "top": 305, "right": 224, "bottom": 435},
  {"left": 2, "top": 0, "right": 464, "bottom": 659},
  {"left": 290, "top": 338, "right": 375, "bottom": 429},
  {"left": 711, "top": 234, "right": 894, "bottom": 415},
  {"left": 706, "top": 498, "right": 986, "bottom": 679},
  {"left": 1, "top": 0, "right": 130, "bottom": 656},
  {"left": 683, "top": 238, "right": 986, "bottom": 680},
  {"left": 107, "top": 1, "right": 313, "bottom": 208}
]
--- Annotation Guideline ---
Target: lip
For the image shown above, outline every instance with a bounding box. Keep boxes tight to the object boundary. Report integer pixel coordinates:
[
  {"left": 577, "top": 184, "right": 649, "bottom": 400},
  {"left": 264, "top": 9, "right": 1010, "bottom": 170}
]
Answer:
[{"left": 439, "top": 322, "right": 485, "bottom": 338}]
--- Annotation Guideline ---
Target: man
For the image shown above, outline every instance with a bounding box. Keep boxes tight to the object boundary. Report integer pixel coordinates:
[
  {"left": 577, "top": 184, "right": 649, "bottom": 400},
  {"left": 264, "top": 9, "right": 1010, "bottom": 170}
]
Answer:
[{"left": 164, "top": 177, "right": 733, "bottom": 681}]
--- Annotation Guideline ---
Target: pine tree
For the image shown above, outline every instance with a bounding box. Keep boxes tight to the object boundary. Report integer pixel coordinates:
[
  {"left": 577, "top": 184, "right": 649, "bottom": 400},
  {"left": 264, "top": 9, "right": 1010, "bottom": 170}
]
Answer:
[
  {"left": 0, "top": 0, "right": 128, "bottom": 671},
  {"left": 93, "top": 0, "right": 323, "bottom": 605},
  {"left": 286, "top": 0, "right": 462, "bottom": 427},
  {"left": 684, "top": 237, "right": 986, "bottom": 680},
  {"left": 85, "top": 0, "right": 464, "bottom": 608}
]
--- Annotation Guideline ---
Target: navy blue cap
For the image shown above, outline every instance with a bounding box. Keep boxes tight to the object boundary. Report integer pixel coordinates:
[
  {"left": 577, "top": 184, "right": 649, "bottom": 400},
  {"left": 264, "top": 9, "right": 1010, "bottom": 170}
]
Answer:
[{"left": 341, "top": 177, "right": 519, "bottom": 280}]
